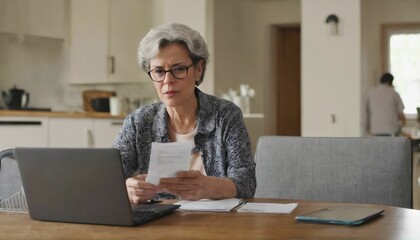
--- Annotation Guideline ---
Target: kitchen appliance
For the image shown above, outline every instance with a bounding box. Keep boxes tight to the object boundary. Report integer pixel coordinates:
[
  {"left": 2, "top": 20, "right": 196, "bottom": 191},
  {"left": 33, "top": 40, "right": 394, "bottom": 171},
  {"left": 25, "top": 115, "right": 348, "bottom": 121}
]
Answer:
[
  {"left": 2, "top": 86, "right": 30, "bottom": 109},
  {"left": 91, "top": 97, "right": 110, "bottom": 112},
  {"left": 82, "top": 90, "right": 116, "bottom": 112}
]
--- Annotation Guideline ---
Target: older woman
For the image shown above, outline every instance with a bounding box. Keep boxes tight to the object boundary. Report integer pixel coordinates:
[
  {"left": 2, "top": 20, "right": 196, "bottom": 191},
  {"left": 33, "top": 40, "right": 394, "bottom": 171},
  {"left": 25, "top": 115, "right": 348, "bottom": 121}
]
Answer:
[{"left": 113, "top": 23, "right": 256, "bottom": 204}]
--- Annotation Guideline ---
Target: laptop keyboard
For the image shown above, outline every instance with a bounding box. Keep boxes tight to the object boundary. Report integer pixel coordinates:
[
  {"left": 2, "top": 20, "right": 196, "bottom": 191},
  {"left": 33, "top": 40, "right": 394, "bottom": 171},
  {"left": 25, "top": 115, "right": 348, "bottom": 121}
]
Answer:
[
  {"left": 131, "top": 210, "right": 161, "bottom": 224},
  {"left": 131, "top": 204, "right": 179, "bottom": 224}
]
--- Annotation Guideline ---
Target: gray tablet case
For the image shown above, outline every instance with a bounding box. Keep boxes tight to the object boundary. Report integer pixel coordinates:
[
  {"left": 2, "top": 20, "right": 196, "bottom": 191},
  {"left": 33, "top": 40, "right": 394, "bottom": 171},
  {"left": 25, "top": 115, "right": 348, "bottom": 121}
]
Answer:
[
  {"left": 14, "top": 147, "right": 179, "bottom": 226},
  {"left": 295, "top": 205, "right": 384, "bottom": 226}
]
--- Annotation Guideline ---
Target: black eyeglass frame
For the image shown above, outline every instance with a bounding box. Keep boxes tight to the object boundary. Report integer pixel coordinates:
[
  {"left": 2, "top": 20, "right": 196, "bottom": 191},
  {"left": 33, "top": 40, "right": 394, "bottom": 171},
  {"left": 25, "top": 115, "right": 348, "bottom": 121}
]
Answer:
[{"left": 147, "top": 63, "right": 194, "bottom": 82}]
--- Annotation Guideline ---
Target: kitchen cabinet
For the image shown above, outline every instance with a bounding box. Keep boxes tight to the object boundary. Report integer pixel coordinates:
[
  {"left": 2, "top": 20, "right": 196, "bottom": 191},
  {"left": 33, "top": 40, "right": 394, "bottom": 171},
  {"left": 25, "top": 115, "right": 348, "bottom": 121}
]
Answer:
[
  {"left": 92, "top": 119, "right": 124, "bottom": 148},
  {"left": 22, "top": 0, "right": 66, "bottom": 39},
  {"left": 0, "top": 0, "right": 19, "bottom": 34},
  {"left": 0, "top": 112, "right": 124, "bottom": 149},
  {"left": 48, "top": 118, "right": 123, "bottom": 148},
  {"left": 49, "top": 118, "right": 94, "bottom": 148},
  {"left": 69, "top": 0, "right": 152, "bottom": 84},
  {"left": 0, "top": 0, "right": 66, "bottom": 39},
  {"left": 0, "top": 117, "right": 49, "bottom": 150}
]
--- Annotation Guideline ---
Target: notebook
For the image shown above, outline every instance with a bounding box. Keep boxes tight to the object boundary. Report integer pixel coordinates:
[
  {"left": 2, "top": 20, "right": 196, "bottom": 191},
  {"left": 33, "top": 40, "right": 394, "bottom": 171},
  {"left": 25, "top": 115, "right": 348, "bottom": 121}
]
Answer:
[
  {"left": 14, "top": 147, "right": 179, "bottom": 226},
  {"left": 295, "top": 205, "right": 384, "bottom": 226}
]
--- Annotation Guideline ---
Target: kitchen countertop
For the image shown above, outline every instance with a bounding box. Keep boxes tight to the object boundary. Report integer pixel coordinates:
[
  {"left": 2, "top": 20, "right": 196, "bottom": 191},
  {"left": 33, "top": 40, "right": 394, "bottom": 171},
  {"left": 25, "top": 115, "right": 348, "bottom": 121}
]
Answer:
[{"left": 0, "top": 110, "right": 126, "bottom": 119}]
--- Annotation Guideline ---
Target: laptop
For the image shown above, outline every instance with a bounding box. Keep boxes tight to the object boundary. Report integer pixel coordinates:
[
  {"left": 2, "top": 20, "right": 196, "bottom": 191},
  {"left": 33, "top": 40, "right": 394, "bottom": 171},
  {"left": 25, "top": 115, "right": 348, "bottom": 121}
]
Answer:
[{"left": 14, "top": 147, "right": 180, "bottom": 226}]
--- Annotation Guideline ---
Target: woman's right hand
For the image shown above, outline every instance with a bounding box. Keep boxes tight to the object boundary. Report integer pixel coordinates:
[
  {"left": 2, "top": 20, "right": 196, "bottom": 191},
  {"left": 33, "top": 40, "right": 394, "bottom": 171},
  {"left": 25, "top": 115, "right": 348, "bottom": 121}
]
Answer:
[{"left": 125, "top": 174, "right": 160, "bottom": 204}]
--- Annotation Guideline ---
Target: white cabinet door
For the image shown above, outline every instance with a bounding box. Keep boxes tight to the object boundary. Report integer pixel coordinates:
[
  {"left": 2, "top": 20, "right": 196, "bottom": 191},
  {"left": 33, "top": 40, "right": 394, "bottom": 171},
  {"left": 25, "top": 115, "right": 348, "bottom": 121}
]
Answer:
[
  {"left": 92, "top": 119, "right": 124, "bottom": 148},
  {"left": 49, "top": 118, "right": 94, "bottom": 148},
  {"left": 0, "top": 0, "right": 66, "bottom": 38},
  {"left": 0, "top": 117, "right": 48, "bottom": 150},
  {"left": 22, "top": 0, "right": 66, "bottom": 39},
  {"left": 69, "top": 0, "right": 150, "bottom": 84},
  {"left": 1, "top": 117, "right": 125, "bottom": 149},
  {"left": 108, "top": 0, "right": 151, "bottom": 84},
  {"left": 48, "top": 118, "right": 123, "bottom": 148},
  {"left": 69, "top": 0, "right": 109, "bottom": 84},
  {"left": 0, "top": 0, "right": 19, "bottom": 34}
]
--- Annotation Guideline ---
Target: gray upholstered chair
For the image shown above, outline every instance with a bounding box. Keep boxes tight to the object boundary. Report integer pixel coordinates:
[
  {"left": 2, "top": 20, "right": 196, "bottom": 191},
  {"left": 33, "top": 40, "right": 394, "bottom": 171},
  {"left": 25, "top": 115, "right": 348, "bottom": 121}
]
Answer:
[
  {"left": 254, "top": 136, "right": 412, "bottom": 208},
  {"left": 0, "top": 149, "right": 23, "bottom": 203}
]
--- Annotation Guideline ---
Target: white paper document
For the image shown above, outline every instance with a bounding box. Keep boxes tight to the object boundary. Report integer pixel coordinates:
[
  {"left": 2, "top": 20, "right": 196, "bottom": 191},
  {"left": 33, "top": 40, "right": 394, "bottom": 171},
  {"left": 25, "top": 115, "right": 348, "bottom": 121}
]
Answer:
[
  {"left": 175, "top": 198, "right": 244, "bottom": 212},
  {"left": 237, "top": 202, "right": 298, "bottom": 214},
  {"left": 146, "top": 141, "right": 193, "bottom": 185}
]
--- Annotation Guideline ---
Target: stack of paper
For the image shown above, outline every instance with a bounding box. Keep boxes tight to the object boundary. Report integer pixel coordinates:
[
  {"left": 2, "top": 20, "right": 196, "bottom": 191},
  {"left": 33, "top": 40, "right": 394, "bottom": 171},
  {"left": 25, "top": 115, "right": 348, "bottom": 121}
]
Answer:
[
  {"left": 237, "top": 202, "right": 298, "bottom": 214},
  {"left": 175, "top": 198, "right": 244, "bottom": 212},
  {"left": 146, "top": 141, "right": 193, "bottom": 185},
  {"left": 175, "top": 199, "right": 298, "bottom": 214}
]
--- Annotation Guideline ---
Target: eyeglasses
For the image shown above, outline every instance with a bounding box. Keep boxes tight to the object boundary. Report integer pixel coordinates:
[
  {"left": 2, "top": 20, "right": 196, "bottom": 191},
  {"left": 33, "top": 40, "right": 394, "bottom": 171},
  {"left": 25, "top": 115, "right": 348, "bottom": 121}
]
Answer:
[{"left": 147, "top": 63, "right": 194, "bottom": 82}]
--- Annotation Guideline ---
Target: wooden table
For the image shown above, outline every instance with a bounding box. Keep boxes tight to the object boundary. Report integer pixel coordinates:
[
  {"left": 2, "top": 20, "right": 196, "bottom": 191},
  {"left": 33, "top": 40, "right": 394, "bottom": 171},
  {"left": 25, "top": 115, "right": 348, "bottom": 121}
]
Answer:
[{"left": 1, "top": 198, "right": 419, "bottom": 240}]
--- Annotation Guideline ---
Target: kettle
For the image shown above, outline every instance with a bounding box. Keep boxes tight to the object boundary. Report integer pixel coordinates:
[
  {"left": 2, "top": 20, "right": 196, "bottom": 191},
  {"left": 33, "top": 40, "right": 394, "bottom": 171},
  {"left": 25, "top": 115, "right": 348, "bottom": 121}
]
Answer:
[{"left": 2, "top": 85, "right": 30, "bottom": 109}]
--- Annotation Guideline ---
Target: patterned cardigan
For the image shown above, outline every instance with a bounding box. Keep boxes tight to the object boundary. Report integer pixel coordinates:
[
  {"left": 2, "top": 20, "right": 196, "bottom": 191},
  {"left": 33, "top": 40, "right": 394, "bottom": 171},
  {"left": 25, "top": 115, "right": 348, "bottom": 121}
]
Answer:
[{"left": 113, "top": 88, "right": 256, "bottom": 198}]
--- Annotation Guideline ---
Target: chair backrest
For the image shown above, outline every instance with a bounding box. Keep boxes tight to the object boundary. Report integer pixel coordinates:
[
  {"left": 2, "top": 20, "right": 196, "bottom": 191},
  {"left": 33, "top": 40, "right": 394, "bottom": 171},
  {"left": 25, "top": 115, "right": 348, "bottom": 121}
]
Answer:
[
  {"left": 0, "top": 149, "right": 22, "bottom": 201},
  {"left": 254, "top": 136, "right": 412, "bottom": 208}
]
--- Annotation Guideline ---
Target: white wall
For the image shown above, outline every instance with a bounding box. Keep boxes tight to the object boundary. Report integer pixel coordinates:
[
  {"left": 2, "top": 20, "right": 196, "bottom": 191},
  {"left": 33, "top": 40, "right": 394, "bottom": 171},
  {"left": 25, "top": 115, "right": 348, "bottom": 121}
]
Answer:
[
  {"left": 301, "top": 0, "right": 361, "bottom": 136},
  {"left": 0, "top": 34, "right": 74, "bottom": 110}
]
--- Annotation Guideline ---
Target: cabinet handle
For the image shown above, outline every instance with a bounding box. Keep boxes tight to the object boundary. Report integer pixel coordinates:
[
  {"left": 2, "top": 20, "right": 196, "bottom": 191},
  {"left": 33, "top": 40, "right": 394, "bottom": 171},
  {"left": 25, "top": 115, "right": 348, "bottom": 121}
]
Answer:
[
  {"left": 109, "top": 56, "right": 115, "bottom": 74},
  {"left": 111, "top": 121, "right": 124, "bottom": 126},
  {"left": 0, "top": 121, "right": 42, "bottom": 126},
  {"left": 86, "top": 129, "right": 94, "bottom": 148}
]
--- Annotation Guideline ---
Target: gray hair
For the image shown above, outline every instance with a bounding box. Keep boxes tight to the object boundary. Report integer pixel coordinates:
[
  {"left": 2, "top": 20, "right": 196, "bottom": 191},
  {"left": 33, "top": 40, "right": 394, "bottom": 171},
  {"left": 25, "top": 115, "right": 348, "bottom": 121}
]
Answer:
[{"left": 137, "top": 23, "right": 209, "bottom": 86}]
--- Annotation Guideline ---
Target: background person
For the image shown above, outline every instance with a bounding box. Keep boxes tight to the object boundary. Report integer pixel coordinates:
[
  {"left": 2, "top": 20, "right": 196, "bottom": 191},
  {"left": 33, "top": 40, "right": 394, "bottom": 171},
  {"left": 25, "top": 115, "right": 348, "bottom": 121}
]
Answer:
[
  {"left": 365, "top": 72, "right": 405, "bottom": 136},
  {"left": 113, "top": 23, "right": 256, "bottom": 204}
]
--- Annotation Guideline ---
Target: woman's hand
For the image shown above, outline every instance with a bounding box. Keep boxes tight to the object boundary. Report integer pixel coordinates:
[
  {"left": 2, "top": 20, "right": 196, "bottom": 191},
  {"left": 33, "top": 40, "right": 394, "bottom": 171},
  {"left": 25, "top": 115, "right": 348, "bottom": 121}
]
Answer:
[
  {"left": 159, "top": 170, "right": 237, "bottom": 200},
  {"left": 159, "top": 170, "right": 207, "bottom": 200},
  {"left": 125, "top": 174, "right": 161, "bottom": 204}
]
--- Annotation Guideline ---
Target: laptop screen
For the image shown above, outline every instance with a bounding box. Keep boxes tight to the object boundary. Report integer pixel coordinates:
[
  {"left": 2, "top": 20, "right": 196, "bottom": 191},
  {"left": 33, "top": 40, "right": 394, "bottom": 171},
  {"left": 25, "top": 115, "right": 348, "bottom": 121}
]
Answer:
[{"left": 15, "top": 148, "right": 141, "bottom": 226}]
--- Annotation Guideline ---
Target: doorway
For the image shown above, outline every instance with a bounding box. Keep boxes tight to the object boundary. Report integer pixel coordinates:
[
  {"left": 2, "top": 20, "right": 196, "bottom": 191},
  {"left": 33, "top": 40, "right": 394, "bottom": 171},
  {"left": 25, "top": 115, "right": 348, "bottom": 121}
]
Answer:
[{"left": 276, "top": 26, "right": 301, "bottom": 136}]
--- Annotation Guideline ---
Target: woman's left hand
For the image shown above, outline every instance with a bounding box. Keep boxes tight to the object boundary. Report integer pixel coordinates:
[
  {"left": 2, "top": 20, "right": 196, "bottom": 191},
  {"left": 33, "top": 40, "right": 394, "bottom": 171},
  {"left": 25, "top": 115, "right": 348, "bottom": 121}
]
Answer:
[{"left": 158, "top": 170, "right": 207, "bottom": 200}]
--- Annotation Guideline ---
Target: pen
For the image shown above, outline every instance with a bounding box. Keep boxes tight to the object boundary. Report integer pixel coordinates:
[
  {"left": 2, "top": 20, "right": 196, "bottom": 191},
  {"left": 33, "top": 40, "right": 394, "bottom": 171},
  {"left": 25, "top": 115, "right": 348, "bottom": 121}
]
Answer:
[{"left": 230, "top": 199, "right": 248, "bottom": 212}]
